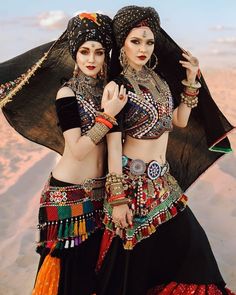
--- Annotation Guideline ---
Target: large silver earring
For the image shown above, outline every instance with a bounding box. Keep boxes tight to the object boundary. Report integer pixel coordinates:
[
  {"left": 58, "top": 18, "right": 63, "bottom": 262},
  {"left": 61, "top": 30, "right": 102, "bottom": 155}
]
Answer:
[
  {"left": 119, "top": 48, "right": 129, "bottom": 70},
  {"left": 148, "top": 53, "right": 158, "bottom": 70}
]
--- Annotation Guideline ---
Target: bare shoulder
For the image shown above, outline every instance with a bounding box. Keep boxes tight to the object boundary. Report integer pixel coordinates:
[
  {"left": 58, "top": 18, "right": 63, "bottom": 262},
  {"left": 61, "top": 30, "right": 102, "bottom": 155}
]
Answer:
[{"left": 56, "top": 86, "right": 75, "bottom": 100}]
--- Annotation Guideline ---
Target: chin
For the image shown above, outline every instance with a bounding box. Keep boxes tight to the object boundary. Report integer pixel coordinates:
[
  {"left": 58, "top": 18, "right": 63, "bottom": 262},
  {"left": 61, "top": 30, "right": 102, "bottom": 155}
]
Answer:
[{"left": 83, "top": 69, "right": 99, "bottom": 77}]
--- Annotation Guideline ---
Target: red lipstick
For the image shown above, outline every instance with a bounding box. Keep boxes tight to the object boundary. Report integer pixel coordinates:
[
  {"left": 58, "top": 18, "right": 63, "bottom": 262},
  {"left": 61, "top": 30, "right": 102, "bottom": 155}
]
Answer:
[
  {"left": 87, "top": 66, "right": 96, "bottom": 70},
  {"left": 137, "top": 55, "right": 147, "bottom": 60}
]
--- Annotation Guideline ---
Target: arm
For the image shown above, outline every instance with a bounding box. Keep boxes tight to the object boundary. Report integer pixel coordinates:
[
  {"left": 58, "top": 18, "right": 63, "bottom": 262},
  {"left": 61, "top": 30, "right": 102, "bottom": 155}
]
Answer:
[
  {"left": 106, "top": 122, "right": 133, "bottom": 230},
  {"left": 173, "top": 51, "right": 200, "bottom": 128},
  {"left": 56, "top": 85, "right": 127, "bottom": 161},
  {"left": 172, "top": 103, "right": 191, "bottom": 128}
]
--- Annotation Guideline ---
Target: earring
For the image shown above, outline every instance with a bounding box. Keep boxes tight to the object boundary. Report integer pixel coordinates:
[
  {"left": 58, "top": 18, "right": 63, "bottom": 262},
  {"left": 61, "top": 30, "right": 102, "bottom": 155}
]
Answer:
[
  {"left": 73, "top": 63, "right": 79, "bottom": 77},
  {"left": 119, "top": 48, "right": 129, "bottom": 70},
  {"left": 148, "top": 53, "right": 158, "bottom": 70},
  {"left": 98, "top": 62, "right": 107, "bottom": 82}
]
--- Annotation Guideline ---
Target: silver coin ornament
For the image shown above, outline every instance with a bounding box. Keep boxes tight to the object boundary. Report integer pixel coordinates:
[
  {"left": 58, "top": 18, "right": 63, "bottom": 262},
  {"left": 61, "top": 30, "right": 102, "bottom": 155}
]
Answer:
[{"left": 130, "top": 159, "right": 146, "bottom": 176}]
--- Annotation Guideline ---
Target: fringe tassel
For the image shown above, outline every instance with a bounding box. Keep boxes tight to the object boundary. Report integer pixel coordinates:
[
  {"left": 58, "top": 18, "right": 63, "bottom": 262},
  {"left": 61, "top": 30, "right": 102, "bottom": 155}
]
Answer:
[
  {"left": 0, "top": 53, "right": 49, "bottom": 108},
  {"left": 104, "top": 195, "right": 188, "bottom": 250},
  {"left": 37, "top": 210, "right": 103, "bottom": 255}
]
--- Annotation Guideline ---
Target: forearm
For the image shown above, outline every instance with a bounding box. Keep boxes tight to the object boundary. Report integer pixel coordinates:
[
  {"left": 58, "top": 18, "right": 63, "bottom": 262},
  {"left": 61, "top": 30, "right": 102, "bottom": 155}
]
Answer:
[
  {"left": 173, "top": 103, "right": 191, "bottom": 128},
  {"left": 107, "top": 132, "right": 123, "bottom": 174}
]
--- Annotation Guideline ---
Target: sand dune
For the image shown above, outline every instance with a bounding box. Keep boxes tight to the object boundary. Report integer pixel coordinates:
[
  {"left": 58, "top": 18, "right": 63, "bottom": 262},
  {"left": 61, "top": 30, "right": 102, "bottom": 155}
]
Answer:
[
  {"left": 0, "top": 69, "right": 236, "bottom": 294},
  {"left": 0, "top": 152, "right": 56, "bottom": 295}
]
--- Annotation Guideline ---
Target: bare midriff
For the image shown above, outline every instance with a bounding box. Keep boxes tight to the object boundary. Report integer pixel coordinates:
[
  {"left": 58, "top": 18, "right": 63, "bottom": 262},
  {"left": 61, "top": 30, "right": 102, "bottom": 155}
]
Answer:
[
  {"left": 123, "top": 132, "right": 169, "bottom": 164},
  {"left": 52, "top": 141, "right": 107, "bottom": 184}
]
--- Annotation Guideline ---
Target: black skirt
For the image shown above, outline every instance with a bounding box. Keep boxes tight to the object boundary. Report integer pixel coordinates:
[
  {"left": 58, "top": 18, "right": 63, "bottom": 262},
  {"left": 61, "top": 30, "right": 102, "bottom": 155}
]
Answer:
[
  {"left": 35, "top": 175, "right": 104, "bottom": 295},
  {"left": 97, "top": 206, "right": 228, "bottom": 295}
]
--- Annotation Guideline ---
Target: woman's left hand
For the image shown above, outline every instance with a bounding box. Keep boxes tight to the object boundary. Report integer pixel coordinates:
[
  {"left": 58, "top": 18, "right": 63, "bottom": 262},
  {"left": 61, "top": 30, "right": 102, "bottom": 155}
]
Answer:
[{"left": 179, "top": 51, "right": 199, "bottom": 84}]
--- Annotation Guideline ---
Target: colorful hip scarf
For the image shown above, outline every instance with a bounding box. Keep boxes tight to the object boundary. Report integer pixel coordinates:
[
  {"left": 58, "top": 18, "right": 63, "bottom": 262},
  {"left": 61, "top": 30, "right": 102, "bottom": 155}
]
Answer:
[
  {"left": 36, "top": 175, "right": 105, "bottom": 253},
  {"left": 103, "top": 156, "right": 188, "bottom": 250}
]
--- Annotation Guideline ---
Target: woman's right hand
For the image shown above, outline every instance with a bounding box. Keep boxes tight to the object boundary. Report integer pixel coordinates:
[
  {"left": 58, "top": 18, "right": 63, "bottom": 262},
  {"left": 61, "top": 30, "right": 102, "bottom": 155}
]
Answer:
[
  {"left": 101, "top": 82, "right": 128, "bottom": 117},
  {"left": 112, "top": 204, "right": 133, "bottom": 231}
]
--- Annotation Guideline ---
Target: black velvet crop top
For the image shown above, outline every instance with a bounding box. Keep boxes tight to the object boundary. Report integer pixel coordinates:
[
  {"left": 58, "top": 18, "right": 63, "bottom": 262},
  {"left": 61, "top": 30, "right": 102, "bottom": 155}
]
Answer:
[
  {"left": 55, "top": 79, "right": 102, "bottom": 134},
  {"left": 111, "top": 75, "right": 175, "bottom": 139}
]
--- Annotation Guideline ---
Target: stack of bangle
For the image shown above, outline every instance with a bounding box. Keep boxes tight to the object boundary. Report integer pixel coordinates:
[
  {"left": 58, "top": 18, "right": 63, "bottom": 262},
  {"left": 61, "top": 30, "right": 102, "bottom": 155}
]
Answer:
[
  {"left": 180, "top": 79, "right": 201, "bottom": 108},
  {"left": 106, "top": 173, "right": 129, "bottom": 207},
  {"left": 86, "top": 112, "right": 117, "bottom": 145},
  {"left": 96, "top": 111, "right": 118, "bottom": 126}
]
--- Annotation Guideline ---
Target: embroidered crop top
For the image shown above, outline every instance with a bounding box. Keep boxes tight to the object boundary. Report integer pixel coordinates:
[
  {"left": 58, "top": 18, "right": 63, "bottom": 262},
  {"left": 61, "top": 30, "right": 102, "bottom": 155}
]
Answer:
[
  {"left": 55, "top": 77, "right": 103, "bottom": 134},
  {"left": 111, "top": 75, "right": 175, "bottom": 139}
]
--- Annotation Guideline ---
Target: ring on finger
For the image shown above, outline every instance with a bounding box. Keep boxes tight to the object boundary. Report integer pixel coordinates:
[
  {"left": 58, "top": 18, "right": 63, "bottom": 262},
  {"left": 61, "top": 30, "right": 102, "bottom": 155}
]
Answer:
[{"left": 119, "top": 94, "right": 124, "bottom": 100}]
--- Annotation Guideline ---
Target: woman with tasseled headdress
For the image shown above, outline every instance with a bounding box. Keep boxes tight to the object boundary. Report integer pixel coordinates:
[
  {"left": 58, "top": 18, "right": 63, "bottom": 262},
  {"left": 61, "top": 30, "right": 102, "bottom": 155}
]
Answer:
[
  {"left": 95, "top": 5, "right": 235, "bottom": 295},
  {"left": 0, "top": 12, "right": 127, "bottom": 295}
]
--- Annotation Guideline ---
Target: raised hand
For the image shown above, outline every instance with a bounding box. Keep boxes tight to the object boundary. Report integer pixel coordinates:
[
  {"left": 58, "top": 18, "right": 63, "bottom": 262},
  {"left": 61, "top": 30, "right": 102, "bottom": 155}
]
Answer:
[
  {"left": 101, "top": 82, "right": 128, "bottom": 117},
  {"left": 179, "top": 51, "right": 199, "bottom": 84}
]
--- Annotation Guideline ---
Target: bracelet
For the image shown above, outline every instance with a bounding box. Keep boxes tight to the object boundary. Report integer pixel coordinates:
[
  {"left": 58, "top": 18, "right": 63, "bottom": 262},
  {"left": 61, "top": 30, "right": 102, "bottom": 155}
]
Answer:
[
  {"left": 95, "top": 116, "right": 113, "bottom": 129},
  {"left": 181, "top": 79, "right": 201, "bottom": 89},
  {"left": 109, "top": 198, "right": 130, "bottom": 207},
  {"left": 180, "top": 93, "right": 198, "bottom": 108},
  {"left": 109, "top": 182, "right": 124, "bottom": 196},
  {"left": 96, "top": 111, "right": 118, "bottom": 126},
  {"left": 86, "top": 122, "right": 110, "bottom": 145},
  {"left": 184, "top": 86, "right": 199, "bottom": 95},
  {"left": 108, "top": 194, "right": 127, "bottom": 202},
  {"left": 183, "top": 89, "right": 199, "bottom": 97},
  {"left": 106, "top": 172, "right": 129, "bottom": 206},
  {"left": 106, "top": 172, "right": 124, "bottom": 184}
]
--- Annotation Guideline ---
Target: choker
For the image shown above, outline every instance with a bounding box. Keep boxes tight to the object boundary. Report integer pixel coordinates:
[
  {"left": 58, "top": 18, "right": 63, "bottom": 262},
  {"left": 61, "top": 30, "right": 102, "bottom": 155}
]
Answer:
[{"left": 74, "top": 72, "right": 103, "bottom": 98}]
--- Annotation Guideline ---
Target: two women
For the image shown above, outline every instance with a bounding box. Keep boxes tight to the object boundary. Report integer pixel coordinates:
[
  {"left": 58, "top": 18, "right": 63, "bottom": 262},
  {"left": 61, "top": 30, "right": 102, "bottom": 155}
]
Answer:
[{"left": 0, "top": 6, "right": 235, "bottom": 295}]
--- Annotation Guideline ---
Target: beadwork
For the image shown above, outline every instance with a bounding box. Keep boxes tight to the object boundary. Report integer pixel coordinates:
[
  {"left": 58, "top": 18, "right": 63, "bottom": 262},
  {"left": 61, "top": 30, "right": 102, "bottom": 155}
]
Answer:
[
  {"left": 116, "top": 69, "right": 174, "bottom": 139},
  {"left": 36, "top": 176, "right": 105, "bottom": 251}
]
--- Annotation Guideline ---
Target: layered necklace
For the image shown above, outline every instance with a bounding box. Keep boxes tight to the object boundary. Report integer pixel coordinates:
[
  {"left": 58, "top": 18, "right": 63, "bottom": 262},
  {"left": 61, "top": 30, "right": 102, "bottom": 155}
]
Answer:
[
  {"left": 123, "top": 65, "right": 171, "bottom": 105},
  {"left": 74, "top": 71, "right": 103, "bottom": 100}
]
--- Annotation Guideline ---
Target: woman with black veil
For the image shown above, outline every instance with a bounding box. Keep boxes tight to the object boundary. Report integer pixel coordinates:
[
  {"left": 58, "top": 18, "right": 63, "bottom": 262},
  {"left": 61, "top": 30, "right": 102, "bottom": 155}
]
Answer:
[
  {"left": 96, "top": 5, "right": 235, "bottom": 295},
  {"left": 0, "top": 12, "right": 127, "bottom": 295}
]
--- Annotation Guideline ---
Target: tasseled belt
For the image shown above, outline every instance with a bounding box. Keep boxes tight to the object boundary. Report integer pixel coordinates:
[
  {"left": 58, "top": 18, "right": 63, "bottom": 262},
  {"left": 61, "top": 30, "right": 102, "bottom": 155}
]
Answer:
[{"left": 36, "top": 176, "right": 105, "bottom": 254}]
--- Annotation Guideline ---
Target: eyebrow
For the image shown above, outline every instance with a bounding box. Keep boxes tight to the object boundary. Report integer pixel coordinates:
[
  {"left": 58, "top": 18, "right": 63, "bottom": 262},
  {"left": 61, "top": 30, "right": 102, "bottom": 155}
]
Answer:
[
  {"left": 79, "top": 47, "right": 105, "bottom": 51},
  {"left": 130, "top": 37, "right": 154, "bottom": 41}
]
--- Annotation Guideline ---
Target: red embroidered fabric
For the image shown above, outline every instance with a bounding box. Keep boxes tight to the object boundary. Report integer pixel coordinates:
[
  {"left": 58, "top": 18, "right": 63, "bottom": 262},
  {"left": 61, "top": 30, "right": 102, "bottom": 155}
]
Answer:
[{"left": 147, "top": 282, "right": 235, "bottom": 295}]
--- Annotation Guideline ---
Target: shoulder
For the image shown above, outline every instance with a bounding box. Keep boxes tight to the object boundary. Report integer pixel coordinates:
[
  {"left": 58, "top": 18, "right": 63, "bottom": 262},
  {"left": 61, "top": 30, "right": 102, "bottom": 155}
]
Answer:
[{"left": 56, "top": 86, "right": 75, "bottom": 100}]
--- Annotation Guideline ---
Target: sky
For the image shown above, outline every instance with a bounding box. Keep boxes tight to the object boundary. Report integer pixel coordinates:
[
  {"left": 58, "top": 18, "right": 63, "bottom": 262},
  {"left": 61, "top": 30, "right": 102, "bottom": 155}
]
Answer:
[{"left": 0, "top": 0, "right": 236, "bottom": 68}]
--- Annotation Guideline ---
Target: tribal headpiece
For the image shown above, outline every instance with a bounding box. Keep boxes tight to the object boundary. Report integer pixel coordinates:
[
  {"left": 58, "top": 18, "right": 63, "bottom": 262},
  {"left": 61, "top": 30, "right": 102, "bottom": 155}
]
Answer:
[
  {"left": 67, "top": 13, "right": 113, "bottom": 60},
  {"left": 112, "top": 5, "right": 160, "bottom": 48},
  {"left": 0, "top": 13, "right": 113, "bottom": 154}
]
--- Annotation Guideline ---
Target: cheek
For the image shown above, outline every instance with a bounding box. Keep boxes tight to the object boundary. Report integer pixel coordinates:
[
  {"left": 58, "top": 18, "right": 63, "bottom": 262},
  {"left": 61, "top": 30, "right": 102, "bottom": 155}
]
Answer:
[
  {"left": 76, "top": 53, "right": 86, "bottom": 67},
  {"left": 125, "top": 44, "right": 136, "bottom": 60},
  {"left": 148, "top": 46, "right": 155, "bottom": 56},
  {"left": 96, "top": 55, "right": 105, "bottom": 66}
]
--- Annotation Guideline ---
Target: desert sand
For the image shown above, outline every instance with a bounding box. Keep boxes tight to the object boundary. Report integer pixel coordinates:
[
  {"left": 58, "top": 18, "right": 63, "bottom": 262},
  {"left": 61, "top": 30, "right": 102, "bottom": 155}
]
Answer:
[{"left": 0, "top": 69, "right": 236, "bottom": 294}]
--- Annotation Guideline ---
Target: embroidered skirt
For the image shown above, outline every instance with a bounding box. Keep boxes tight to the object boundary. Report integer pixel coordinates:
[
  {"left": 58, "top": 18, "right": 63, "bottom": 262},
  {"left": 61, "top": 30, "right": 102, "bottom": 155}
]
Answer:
[
  {"left": 96, "top": 157, "right": 234, "bottom": 295},
  {"left": 33, "top": 175, "right": 105, "bottom": 295}
]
